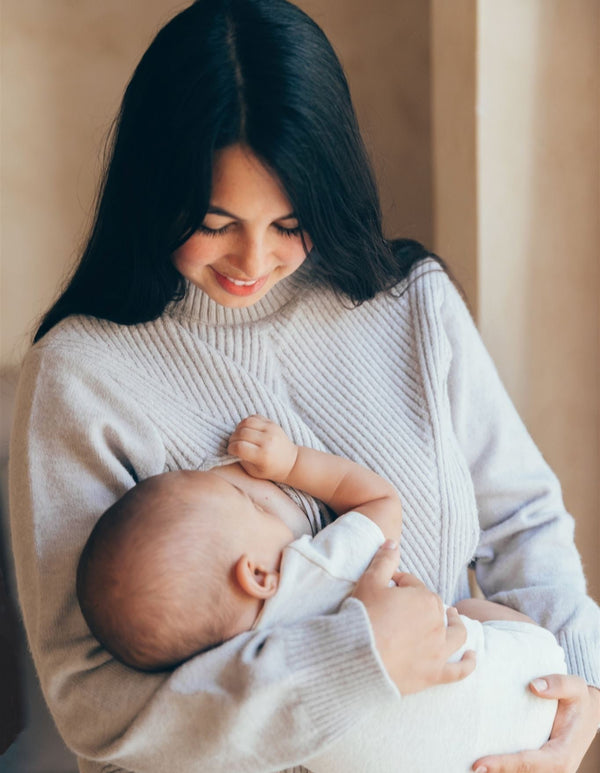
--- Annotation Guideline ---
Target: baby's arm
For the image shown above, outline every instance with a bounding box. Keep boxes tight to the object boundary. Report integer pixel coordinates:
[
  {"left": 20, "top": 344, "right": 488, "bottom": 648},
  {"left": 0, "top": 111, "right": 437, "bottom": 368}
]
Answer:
[
  {"left": 228, "top": 415, "right": 402, "bottom": 541},
  {"left": 455, "top": 598, "right": 536, "bottom": 625}
]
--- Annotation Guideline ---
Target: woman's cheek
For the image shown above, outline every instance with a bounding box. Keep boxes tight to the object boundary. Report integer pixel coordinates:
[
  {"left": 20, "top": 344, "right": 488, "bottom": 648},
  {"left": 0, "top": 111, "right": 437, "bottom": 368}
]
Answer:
[{"left": 173, "top": 235, "right": 218, "bottom": 273}]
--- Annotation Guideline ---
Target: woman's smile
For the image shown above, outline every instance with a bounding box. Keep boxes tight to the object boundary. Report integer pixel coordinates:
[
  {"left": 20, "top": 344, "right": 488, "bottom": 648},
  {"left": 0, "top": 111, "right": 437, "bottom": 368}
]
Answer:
[
  {"left": 211, "top": 268, "right": 271, "bottom": 296},
  {"left": 172, "top": 145, "right": 312, "bottom": 308}
]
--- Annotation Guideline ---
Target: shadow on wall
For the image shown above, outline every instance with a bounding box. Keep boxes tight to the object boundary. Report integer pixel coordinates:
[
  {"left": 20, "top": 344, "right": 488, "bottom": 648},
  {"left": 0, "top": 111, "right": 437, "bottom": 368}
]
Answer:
[{"left": 0, "top": 370, "right": 78, "bottom": 772}]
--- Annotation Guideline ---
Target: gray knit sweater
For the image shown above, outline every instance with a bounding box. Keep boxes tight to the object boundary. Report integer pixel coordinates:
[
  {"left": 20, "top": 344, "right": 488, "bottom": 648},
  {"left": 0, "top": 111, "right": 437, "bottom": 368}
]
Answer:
[{"left": 9, "top": 259, "right": 600, "bottom": 773}]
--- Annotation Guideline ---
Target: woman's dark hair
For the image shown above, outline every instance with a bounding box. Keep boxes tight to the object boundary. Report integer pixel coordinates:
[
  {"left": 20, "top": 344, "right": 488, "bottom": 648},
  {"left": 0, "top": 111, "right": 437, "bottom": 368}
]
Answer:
[{"left": 35, "top": 0, "right": 437, "bottom": 341}]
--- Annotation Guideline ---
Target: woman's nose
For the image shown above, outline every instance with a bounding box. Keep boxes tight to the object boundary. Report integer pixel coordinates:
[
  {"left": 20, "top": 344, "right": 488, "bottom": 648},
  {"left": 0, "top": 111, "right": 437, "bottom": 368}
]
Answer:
[{"left": 231, "top": 234, "right": 270, "bottom": 278}]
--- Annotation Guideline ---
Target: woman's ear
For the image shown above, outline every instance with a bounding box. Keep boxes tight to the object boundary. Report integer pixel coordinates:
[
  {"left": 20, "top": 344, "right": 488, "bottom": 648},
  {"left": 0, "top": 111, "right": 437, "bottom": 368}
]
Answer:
[{"left": 235, "top": 555, "right": 279, "bottom": 600}]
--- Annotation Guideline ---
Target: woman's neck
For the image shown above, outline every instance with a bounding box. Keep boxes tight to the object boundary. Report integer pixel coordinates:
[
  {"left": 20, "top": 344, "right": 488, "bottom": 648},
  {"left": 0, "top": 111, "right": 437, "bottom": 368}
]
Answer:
[{"left": 167, "top": 259, "right": 313, "bottom": 326}]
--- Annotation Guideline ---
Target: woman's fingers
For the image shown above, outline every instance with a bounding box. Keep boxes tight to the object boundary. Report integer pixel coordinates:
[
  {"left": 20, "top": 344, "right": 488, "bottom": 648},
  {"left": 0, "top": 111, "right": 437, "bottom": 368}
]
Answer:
[
  {"left": 392, "top": 570, "right": 426, "bottom": 589},
  {"left": 436, "top": 606, "right": 475, "bottom": 683},
  {"left": 473, "top": 744, "right": 567, "bottom": 773},
  {"left": 443, "top": 607, "right": 469, "bottom": 656},
  {"left": 472, "top": 747, "right": 548, "bottom": 773},
  {"left": 472, "top": 676, "right": 598, "bottom": 773},
  {"left": 438, "top": 649, "right": 476, "bottom": 684},
  {"left": 353, "top": 546, "right": 475, "bottom": 694},
  {"left": 528, "top": 672, "right": 588, "bottom": 701},
  {"left": 363, "top": 541, "right": 400, "bottom": 582}
]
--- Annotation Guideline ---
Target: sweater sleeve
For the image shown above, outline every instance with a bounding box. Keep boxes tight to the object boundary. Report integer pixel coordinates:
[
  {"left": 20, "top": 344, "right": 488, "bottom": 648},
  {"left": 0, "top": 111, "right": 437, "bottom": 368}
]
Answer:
[
  {"left": 9, "top": 342, "right": 397, "bottom": 773},
  {"left": 439, "top": 276, "right": 600, "bottom": 687}
]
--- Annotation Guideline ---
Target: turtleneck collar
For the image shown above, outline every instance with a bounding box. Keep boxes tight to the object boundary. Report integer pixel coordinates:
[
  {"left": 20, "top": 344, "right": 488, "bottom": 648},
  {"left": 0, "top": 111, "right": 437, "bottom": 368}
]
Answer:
[{"left": 165, "top": 258, "right": 315, "bottom": 327}]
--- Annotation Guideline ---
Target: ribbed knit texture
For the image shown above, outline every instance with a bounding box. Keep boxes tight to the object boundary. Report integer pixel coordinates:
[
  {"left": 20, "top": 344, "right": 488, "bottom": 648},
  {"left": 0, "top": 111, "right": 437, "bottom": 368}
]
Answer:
[{"left": 9, "top": 258, "right": 600, "bottom": 772}]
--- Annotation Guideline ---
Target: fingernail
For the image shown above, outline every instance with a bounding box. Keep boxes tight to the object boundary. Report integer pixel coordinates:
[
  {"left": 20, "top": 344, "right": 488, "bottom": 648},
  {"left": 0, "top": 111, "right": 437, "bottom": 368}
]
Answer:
[
  {"left": 474, "top": 767, "right": 488, "bottom": 773},
  {"left": 382, "top": 539, "right": 398, "bottom": 550},
  {"left": 532, "top": 677, "right": 548, "bottom": 692}
]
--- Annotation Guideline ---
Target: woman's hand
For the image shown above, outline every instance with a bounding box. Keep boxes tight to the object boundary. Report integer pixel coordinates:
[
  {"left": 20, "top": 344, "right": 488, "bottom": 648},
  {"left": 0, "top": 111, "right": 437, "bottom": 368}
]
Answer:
[
  {"left": 352, "top": 541, "right": 476, "bottom": 694},
  {"left": 472, "top": 676, "right": 600, "bottom": 773}
]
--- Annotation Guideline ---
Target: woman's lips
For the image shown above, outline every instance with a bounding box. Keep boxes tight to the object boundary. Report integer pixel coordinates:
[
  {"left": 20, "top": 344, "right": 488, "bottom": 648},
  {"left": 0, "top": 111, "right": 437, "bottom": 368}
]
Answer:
[{"left": 212, "top": 268, "right": 270, "bottom": 296}]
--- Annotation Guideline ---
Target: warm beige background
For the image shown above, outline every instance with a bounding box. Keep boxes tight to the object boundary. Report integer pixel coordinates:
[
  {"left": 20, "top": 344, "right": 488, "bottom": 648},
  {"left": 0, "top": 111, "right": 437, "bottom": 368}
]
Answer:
[
  {"left": 432, "top": 3, "right": 599, "bottom": 768},
  {"left": 1, "top": 0, "right": 598, "bottom": 770}
]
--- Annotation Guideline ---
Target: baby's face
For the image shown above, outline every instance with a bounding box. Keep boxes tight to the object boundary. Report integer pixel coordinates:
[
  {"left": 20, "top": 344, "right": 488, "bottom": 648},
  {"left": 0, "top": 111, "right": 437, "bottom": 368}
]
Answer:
[
  {"left": 181, "top": 469, "right": 296, "bottom": 567},
  {"left": 210, "top": 463, "right": 312, "bottom": 539}
]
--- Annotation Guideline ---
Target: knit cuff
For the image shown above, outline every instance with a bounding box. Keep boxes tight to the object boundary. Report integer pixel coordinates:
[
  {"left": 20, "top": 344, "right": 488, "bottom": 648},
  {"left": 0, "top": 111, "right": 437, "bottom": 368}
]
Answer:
[
  {"left": 285, "top": 597, "right": 400, "bottom": 739},
  {"left": 557, "top": 628, "right": 600, "bottom": 688}
]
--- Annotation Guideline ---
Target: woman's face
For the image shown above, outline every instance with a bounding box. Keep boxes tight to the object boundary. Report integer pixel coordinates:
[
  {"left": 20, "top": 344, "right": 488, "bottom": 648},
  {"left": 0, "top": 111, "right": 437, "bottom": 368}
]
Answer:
[{"left": 173, "top": 144, "right": 312, "bottom": 307}]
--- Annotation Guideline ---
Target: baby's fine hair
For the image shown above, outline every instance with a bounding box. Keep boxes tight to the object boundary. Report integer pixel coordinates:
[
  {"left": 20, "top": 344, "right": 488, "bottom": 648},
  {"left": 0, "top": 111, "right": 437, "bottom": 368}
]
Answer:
[{"left": 77, "top": 471, "right": 234, "bottom": 671}]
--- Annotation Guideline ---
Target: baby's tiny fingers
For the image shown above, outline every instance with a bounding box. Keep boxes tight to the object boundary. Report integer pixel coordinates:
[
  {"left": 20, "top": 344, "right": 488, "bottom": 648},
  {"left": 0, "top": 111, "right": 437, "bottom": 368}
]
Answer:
[
  {"left": 238, "top": 414, "right": 271, "bottom": 431},
  {"left": 228, "top": 439, "right": 260, "bottom": 459},
  {"left": 231, "top": 426, "right": 268, "bottom": 445}
]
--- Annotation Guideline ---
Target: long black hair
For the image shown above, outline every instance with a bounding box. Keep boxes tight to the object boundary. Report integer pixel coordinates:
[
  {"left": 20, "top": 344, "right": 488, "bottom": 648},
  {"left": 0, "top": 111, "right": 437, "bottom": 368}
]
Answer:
[{"left": 35, "top": 0, "right": 435, "bottom": 342}]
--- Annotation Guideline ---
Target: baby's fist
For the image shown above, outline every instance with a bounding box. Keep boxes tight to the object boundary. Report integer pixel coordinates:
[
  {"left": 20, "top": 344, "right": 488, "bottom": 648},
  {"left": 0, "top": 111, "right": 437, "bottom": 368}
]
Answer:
[{"left": 228, "top": 415, "right": 298, "bottom": 481}]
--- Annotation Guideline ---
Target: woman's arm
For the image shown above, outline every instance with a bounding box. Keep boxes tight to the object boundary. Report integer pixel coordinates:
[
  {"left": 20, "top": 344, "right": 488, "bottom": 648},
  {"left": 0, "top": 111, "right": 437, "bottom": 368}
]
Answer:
[
  {"left": 440, "top": 275, "right": 600, "bottom": 683},
  {"left": 9, "top": 340, "right": 470, "bottom": 771},
  {"left": 437, "top": 272, "right": 600, "bottom": 769}
]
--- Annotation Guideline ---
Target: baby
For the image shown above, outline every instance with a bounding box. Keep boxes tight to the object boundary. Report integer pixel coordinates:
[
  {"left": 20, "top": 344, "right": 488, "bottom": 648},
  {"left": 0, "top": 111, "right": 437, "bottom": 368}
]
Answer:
[{"left": 77, "top": 416, "right": 566, "bottom": 773}]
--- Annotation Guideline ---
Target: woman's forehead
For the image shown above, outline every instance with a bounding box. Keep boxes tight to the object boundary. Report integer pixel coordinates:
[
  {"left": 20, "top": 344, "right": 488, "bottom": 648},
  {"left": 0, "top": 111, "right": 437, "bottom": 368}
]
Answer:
[{"left": 209, "top": 144, "right": 293, "bottom": 216}]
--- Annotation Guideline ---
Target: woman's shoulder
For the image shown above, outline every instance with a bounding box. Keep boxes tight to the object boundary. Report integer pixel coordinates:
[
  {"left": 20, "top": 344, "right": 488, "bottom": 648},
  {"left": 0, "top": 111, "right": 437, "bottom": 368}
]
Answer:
[
  {"left": 394, "top": 256, "right": 456, "bottom": 299},
  {"left": 357, "top": 256, "right": 461, "bottom": 319},
  {"left": 293, "top": 257, "right": 460, "bottom": 336},
  {"left": 15, "top": 314, "right": 167, "bottom": 440},
  {"left": 28, "top": 310, "right": 172, "bottom": 368},
  {"left": 21, "top": 313, "right": 158, "bottom": 393},
  {"left": 386, "top": 257, "right": 472, "bottom": 327},
  {"left": 29, "top": 313, "right": 115, "bottom": 358}
]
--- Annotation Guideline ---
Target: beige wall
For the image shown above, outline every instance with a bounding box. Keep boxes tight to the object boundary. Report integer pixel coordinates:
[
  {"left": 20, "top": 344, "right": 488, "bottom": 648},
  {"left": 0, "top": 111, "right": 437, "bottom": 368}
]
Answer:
[
  {"left": 430, "top": 0, "right": 478, "bottom": 308},
  {"left": 1, "top": 0, "right": 189, "bottom": 367},
  {"left": 298, "top": 0, "right": 433, "bottom": 247},
  {"left": 433, "top": 2, "right": 599, "bottom": 769}
]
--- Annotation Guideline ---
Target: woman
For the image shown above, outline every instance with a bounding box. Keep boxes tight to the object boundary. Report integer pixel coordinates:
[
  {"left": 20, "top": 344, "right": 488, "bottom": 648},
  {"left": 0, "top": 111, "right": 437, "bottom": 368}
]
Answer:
[{"left": 9, "top": 1, "right": 599, "bottom": 771}]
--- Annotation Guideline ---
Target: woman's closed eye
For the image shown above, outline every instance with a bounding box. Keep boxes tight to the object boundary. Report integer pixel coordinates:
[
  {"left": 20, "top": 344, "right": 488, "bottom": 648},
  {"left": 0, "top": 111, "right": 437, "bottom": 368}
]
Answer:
[
  {"left": 274, "top": 224, "right": 303, "bottom": 238},
  {"left": 197, "top": 223, "right": 303, "bottom": 239}
]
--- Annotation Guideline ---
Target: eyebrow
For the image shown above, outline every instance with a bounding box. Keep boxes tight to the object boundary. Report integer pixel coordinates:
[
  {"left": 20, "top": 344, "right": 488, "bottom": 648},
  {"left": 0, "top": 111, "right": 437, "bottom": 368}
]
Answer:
[{"left": 206, "top": 205, "right": 297, "bottom": 221}]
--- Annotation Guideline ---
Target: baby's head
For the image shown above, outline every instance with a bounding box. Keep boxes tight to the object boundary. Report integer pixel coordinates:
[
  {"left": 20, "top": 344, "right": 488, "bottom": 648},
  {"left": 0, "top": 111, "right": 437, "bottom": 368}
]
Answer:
[{"left": 77, "top": 468, "right": 294, "bottom": 671}]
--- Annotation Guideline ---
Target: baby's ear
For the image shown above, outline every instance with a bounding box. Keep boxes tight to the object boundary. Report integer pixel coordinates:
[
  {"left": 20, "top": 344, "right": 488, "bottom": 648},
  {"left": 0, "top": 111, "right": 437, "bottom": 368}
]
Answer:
[{"left": 235, "top": 555, "right": 279, "bottom": 600}]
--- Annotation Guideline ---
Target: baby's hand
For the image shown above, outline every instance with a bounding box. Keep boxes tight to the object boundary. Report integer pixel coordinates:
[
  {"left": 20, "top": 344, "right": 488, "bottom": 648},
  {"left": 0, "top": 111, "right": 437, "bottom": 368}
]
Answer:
[{"left": 228, "top": 415, "right": 299, "bottom": 481}]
